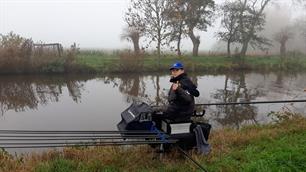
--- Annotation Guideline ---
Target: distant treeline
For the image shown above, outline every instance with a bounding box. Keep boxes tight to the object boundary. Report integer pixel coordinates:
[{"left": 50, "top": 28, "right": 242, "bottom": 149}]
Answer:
[
  {"left": 1, "top": 31, "right": 306, "bottom": 74},
  {"left": 122, "top": 0, "right": 306, "bottom": 58},
  {"left": 1, "top": 0, "right": 306, "bottom": 74}
]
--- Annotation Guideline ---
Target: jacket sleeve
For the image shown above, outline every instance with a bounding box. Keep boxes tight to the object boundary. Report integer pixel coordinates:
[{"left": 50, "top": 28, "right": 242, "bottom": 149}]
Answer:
[
  {"left": 176, "top": 87, "right": 193, "bottom": 103},
  {"left": 189, "top": 88, "right": 200, "bottom": 97},
  {"left": 181, "top": 79, "right": 200, "bottom": 97}
]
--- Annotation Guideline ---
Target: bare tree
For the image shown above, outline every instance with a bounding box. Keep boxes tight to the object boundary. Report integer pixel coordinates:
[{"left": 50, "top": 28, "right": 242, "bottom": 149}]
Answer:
[
  {"left": 121, "top": 26, "right": 142, "bottom": 54},
  {"left": 164, "top": 0, "right": 187, "bottom": 56},
  {"left": 125, "top": 0, "right": 170, "bottom": 60},
  {"left": 273, "top": 27, "right": 294, "bottom": 57},
  {"left": 217, "top": 1, "right": 241, "bottom": 57},
  {"left": 217, "top": 0, "right": 271, "bottom": 58},
  {"left": 184, "top": 0, "right": 215, "bottom": 57},
  {"left": 124, "top": 4, "right": 146, "bottom": 54},
  {"left": 238, "top": 0, "right": 272, "bottom": 57}
]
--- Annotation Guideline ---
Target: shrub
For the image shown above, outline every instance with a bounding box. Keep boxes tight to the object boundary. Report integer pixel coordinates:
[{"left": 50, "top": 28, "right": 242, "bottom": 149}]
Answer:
[
  {"left": 0, "top": 32, "right": 33, "bottom": 73},
  {"left": 119, "top": 50, "right": 144, "bottom": 72}
]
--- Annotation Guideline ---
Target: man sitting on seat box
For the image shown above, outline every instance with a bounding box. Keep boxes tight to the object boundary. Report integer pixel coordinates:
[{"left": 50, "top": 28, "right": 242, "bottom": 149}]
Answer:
[{"left": 163, "top": 62, "right": 200, "bottom": 122}]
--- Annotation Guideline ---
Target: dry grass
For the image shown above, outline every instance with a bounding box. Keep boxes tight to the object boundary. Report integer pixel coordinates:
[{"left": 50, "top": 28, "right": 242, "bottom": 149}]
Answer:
[
  {"left": 1, "top": 116, "right": 305, "bottom": 172},
  {"left": 0, "top": 32, "right": 77, "bottom": 74}
]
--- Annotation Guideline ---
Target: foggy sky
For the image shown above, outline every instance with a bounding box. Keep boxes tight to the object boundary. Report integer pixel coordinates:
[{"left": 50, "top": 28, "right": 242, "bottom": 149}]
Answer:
[{"left": 0, "top": 0, "right": 304, "bottom": 51}]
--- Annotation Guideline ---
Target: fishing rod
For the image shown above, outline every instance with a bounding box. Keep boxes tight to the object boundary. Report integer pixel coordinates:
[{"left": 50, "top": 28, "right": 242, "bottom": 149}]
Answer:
[
  {"left": 0, "top": 136, "right": 162, "bottom": 141},
  {"left": 195, "top": 99, "right": 306, "bottom": 106},
  {"left": 152, "top": 99, "right": 306, "bottom": 108},
  {"left": 0, "top": 140, "right": 178, "bottom": 149},
  {"left": 0, "top": 135, "right": 163, "bottom": 138},
  {"left": 0, "top": 130, "right": 176, "bottom": 149},
  {"left": 177, "top": 146, "right": 208, "bottom": 172},
  {"left": 0, "top": 130, "right": 158, "bottom": 134},
  {"left": 0, "top": 139, "right": 177, "bottom": 146}
]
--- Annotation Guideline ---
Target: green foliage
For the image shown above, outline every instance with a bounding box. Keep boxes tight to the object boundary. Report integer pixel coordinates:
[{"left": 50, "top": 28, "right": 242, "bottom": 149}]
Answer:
[
  {"left": 205, "top": 117, "right": 306, "bottom": 172},
  {"left": 41, "top": 59, "right": 65, "bottom": 73},
  {"left": 208, "top": 132, "right": 306, "bottom": 172},
  {"left": 34, "top": 158, "right": 77, "bottom": 172},
  {"left": 74, "top": 52, "right": 306, "bottom": 73},
  {"left": 34, "top": 158, "right": 122, "bottom": 172}
]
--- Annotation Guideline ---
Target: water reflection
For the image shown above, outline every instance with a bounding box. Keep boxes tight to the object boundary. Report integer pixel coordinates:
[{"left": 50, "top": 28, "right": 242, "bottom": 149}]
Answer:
[
  {"left": 0, "top": 75, "right": 91, "bottom": 116},
  {"left": 0, "top": 72, "right": 305, "bottom": 130},
  {"left": 211, "top": 73, "right": 261, "bottom": 129},
  {"left": 102, "top": 72, "right": 306, "bottom": 128},
  {"left": 100, "top": 74, "right": 169, "bottom": 106}
]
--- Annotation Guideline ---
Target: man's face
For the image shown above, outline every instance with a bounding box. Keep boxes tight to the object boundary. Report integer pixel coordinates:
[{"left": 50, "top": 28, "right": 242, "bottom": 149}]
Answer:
[{"left": 171, "top": 69, "right": 184, "bottom": 78}]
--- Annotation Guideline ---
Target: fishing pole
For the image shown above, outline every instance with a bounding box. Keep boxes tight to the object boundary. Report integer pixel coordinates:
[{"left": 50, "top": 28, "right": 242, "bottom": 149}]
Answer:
[
  {"left": 177, "top": 146, "right": 208, "bottom": 172},
  {"left": 0, "top": 140, "right": 178, "bottom": 149},
  {"left": 0, "top": 134, "right": 165, "bottom": 137},
  {"left": 195, "top": 99, "right": 306, "bottom": 106},
  {"left": 0, "top": 130, "right": 158, "bottom": 134},
  {"left": 0, "top": 136, "right": 162, "bottom": 141},
  {"left": 151, "top": 99, "right": 306, "bottom": 108},
  {"left": 0, "top": 140, "right": 177, "bottom": 146}
]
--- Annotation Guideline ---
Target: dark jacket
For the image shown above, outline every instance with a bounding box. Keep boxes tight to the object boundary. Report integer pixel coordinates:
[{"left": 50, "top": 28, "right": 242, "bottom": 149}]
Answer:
[{"left": 164, "top": 73, "right": 200, "bottom": 122}]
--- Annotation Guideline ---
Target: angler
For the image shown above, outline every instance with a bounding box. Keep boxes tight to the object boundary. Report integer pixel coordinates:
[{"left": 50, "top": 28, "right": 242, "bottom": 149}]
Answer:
[{"left": 118, "top": 62, "right": 211, "bottom": 154}]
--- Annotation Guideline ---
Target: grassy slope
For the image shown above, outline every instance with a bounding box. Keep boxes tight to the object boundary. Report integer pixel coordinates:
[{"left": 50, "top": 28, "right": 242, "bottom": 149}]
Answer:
[
  {"left": 1, "top": 117, "right": 305, "bottom": 172},
  {"left": 206, "top": 116, "right": 306, "bottom": 172},
  {"left": 75, "top": 52, "right": 306, "bottom": 73}
]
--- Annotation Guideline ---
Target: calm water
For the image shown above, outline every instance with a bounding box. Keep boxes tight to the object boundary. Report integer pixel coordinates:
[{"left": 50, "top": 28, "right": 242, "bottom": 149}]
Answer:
[{"left": 0, "top": 72, "right": 306, "bottom": 132}]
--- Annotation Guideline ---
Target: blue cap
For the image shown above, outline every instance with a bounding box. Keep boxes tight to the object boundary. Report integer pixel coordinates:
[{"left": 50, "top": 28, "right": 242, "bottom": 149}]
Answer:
[{"left": 169, "top": 62, "right": 184, "bottom": 70}]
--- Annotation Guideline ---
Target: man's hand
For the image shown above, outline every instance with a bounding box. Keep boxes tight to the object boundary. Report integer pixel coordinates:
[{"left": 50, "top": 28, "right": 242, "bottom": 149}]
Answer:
[{"left": 172, "top": 81, "right": 180, "bottom": 91}]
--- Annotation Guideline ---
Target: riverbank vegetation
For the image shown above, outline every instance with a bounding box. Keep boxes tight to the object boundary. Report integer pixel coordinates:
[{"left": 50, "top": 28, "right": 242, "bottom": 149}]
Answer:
[
  {"left": 75, "top": 50, "right": 306, "bottom": 73},
  {"left": 1, "top": 32, "right": 306, "bottom": 74},
  {"left": 0, "top": 32, "right": 78, "bottom": 74},
  {"left": 1, "top": 114, "right": 305, "bottom": 172}
]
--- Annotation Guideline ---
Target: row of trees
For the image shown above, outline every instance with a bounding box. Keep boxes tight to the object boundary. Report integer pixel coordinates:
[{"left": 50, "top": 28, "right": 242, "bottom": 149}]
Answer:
[
  {"left": 218, "top": 0, "right": 271, "bottom": 57},
  {"left": 123, "top": 0, "right": 215, "bottom": 57},
  {"left": 122, "top": 0, "right": 305, "bottom": 58}
]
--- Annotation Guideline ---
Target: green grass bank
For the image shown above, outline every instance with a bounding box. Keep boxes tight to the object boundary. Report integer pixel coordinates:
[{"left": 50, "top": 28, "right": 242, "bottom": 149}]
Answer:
[
  {"left": 74, "top": 51, "right": 306, "bottom": 74},
  {"left": 1, "top": 116, "right": 305, "bottom": 172},
  {"left": 1, "top": 47, "right": 306, "bottom": 74}
]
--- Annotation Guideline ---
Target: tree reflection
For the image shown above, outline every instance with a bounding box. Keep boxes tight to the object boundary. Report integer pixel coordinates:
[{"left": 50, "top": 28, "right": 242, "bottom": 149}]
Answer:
[
  {"left": 101, "top": 74, "right": 169, "bottom": 106},
  {"left": 211, "top": 73, "right": 261, "bottom": 129},
  {"left": 0, "top": 75, "right": 89, "bottom": 116},
  {"left": 103, "top": 73, "right": 263, "bottom": 129}
]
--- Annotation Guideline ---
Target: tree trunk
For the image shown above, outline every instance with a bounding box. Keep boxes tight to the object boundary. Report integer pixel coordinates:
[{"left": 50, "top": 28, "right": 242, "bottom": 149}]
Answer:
[
  {"left": 188, "top": 30, "right": 200, "bottom": 57},
  {"left": 157, "top": 39, "right": 161, "bottom": 65},
  {"left": 176, "top": 22, "right": 183, "bottom": 57},
  {"left": 240, "top": 40, "right": 249, "bottom": 57},
  {"left": 131, "top": 36, "right": 140, "bottom": 54},
  {"left": 192, "top": 41, "right": 200, "bottom": 57},
  {"left": 280, "top": 41, "right": 286, "bottom": 57},
  {"left": 227, "top": 40, "right": 231, "bottom": 58},
  {"left": 177, "top": 37, "right": 182, "bottom": 57}
]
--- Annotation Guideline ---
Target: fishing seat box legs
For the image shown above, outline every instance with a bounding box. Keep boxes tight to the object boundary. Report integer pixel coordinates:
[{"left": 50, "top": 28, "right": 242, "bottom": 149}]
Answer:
[{"left": 160, "top": 119, "right": 211, "bottom": 149}]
